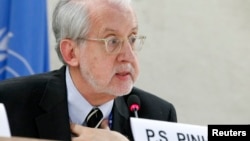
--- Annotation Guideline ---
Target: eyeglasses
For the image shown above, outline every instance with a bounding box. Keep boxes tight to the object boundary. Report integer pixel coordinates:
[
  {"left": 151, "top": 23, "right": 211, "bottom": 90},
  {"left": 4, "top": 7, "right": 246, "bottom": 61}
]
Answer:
[{"left": 78, "top": 35, "right": 146, "bottom": 54}]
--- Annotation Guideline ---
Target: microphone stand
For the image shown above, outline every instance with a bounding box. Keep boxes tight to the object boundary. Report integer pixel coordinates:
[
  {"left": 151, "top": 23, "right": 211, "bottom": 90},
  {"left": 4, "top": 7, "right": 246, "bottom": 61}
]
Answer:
[{"left": 133, "top": 108, "right": 139, "bottom": 118}]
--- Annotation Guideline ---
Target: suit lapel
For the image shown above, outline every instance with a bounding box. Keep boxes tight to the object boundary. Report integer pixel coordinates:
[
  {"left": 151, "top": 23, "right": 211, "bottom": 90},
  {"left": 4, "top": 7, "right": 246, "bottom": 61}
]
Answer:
[{"left": 35, "top": 67, "right": 71, "bottom": 140}]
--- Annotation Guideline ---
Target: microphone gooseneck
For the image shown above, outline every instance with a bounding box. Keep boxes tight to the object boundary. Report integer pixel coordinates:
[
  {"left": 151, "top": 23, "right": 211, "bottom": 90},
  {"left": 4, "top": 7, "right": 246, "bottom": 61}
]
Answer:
[{"left": 127, "top": 95, "right": 141, "bottom": 118}]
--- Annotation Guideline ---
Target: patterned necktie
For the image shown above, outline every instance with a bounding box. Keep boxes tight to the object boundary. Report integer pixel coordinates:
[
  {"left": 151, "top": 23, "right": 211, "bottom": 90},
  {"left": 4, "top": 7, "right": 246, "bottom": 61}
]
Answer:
[{"left": 85, "top": 108, "right": 103, "bottom": 128}]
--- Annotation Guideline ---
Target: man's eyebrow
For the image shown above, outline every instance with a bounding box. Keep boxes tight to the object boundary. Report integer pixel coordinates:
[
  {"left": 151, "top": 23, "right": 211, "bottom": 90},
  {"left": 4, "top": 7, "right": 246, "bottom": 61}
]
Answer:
[
  {"left": 102, "top": 26, "right": 138, "bottom": 33},
  {"left": 102, "top": 28, "right": 117, "bottom": 32}
]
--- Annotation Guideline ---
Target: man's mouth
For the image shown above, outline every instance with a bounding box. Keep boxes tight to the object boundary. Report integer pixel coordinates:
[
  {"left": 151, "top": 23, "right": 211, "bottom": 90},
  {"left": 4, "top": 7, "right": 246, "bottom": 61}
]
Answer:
[{"left": 115, "top": 72, "right": 131, "bottom": 80}]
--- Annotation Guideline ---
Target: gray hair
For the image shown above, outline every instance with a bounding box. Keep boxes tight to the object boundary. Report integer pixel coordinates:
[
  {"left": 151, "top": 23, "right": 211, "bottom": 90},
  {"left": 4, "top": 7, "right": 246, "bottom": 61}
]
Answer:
[{"left": 52, "top": 0, "right": 132, "bottom": 64}]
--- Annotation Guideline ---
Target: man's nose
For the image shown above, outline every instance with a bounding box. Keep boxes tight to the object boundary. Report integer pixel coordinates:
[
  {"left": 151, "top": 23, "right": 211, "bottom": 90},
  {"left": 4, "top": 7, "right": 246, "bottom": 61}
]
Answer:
[{"left": 117, "top": 40, "right": 137, "bottom": 62}]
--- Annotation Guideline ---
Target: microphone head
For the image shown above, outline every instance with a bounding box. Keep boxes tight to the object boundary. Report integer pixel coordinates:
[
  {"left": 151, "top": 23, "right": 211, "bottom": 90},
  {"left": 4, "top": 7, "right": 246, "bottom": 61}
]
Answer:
[{"left": 127, "top": 95, "right": 141, "bottom": 112}]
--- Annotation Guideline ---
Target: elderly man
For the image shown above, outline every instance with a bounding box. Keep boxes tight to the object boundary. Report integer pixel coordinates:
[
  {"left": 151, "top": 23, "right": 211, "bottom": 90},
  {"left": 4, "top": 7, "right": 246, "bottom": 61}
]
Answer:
[{"left": 0, "top": 0, "right": 177, "bottom": 140}]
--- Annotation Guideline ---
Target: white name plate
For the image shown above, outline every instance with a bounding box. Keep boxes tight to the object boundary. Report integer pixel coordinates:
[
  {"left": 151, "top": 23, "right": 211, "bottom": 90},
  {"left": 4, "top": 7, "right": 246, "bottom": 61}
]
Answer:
[
  {"left": 0, "top": 103, "right": 11, "bottom": 137},
  {"left": 130, "top": 117, "right": 207, "bottom": 141}
]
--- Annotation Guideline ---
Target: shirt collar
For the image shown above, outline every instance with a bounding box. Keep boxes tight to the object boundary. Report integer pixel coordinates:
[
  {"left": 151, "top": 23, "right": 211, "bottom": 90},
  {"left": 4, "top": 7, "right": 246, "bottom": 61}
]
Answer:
[{"left": 66, "top": 66, "right": 114, "bottom": 124}]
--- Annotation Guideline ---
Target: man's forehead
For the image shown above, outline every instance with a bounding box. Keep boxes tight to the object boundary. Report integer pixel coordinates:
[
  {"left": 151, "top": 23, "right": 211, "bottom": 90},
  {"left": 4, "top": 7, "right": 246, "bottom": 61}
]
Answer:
[{"left": 86, "top": 0, "right": 137, "bottom": 36}]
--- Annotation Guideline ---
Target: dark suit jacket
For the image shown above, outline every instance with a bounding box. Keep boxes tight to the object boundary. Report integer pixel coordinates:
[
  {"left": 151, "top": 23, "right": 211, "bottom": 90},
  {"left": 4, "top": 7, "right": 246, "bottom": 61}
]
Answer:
[{"left": 0, "top": 66, "right": 177, "bottom": 141}]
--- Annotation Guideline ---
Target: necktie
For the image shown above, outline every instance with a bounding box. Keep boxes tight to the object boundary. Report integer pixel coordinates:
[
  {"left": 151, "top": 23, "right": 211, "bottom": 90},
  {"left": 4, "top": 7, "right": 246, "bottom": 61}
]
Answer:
[{"left": 85, "top": 108, "right": 103, "bottom": 128}]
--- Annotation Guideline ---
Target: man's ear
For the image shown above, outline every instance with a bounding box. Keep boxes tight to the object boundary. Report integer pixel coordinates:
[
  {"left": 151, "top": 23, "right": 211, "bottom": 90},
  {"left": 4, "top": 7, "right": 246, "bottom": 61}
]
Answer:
[{"left": 60, "top": 39, "right": 79, "bottom": 66}]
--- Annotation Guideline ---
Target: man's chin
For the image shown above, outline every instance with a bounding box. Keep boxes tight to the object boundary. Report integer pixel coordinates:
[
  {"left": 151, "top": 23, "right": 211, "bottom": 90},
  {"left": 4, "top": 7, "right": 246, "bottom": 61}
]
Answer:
[{"left": 112, "top": 87, "right": 133, "bottom": 97}]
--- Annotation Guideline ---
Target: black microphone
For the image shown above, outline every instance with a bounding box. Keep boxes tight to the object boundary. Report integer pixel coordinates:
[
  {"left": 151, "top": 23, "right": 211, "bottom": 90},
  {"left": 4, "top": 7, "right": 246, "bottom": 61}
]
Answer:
[{"left": 127, "top": 95, "right": 141, "bottom": 118}]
